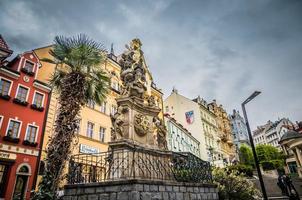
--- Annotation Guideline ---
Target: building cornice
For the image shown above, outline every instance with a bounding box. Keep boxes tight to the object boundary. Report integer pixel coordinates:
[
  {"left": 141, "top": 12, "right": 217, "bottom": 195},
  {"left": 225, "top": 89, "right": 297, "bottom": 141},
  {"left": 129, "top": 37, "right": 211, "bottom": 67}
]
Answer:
[{"left": 0, "top": 66, "right": 20, "bottom": 79}]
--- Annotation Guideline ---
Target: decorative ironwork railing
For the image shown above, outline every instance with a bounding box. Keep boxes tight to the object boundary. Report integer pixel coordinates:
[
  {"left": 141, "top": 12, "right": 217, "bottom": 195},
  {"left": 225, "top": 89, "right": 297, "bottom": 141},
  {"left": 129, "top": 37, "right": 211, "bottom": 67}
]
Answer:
[{"left": 67, "top": 147, "right": 212, "bottom": 184}]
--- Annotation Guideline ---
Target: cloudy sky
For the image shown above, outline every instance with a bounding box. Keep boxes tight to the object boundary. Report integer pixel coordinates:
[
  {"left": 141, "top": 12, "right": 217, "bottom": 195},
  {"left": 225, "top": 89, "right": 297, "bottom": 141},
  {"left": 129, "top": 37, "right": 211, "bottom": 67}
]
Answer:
[{"left": 1, "top": 0, "right": 301, "bottom": 129}]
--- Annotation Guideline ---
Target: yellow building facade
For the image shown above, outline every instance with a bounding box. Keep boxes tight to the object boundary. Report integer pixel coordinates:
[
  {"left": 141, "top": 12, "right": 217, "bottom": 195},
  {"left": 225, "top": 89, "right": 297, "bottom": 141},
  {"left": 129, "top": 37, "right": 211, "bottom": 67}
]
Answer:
[
  {"left": 33, "top": 43, "right": 163, "bottom": 187},
  {"left": 193, "top": 96, "right": 221, "bottom": 165},
  {"left": 208, "top": 100, "right": 235, "bottom": 165}
]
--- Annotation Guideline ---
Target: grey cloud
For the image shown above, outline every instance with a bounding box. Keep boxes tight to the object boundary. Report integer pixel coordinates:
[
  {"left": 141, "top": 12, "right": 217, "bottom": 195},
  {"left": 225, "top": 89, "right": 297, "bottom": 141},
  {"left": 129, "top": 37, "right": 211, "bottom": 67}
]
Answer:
[{"left": 0, "top": 0, "right": 301, "bottom": 129}]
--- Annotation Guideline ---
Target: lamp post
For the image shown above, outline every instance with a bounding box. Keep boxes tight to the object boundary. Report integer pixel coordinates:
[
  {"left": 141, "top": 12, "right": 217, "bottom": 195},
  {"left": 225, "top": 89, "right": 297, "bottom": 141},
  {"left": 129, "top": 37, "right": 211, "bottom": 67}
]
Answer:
[{"left": 241, "top": 91, "right": 268, "bottom": 200}]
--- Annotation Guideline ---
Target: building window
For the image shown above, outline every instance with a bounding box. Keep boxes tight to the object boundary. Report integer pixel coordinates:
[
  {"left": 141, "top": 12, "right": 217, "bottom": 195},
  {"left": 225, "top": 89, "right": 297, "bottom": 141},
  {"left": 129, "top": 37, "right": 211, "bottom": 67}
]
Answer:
[
  {"left": 25, "top": 125, "right": 38, "bottom": 142},
  {"left": 24, "top": 61, "right": 34, "bottom": 72},
  {"left": 87, "top": 100, "right": 95, "bottom": 109},
  {"left": 87, "top": 122, "right": 94, "bottom": 138},
  {"left": 6, "top": 120, "right": 21, "bottom": 138},
  {"left": 110, "top": 105, "right": 117, "bottom": 115},
  {"left": 100, "top": 101, "right": 106, "bottom": 113},
  {"left": 33, "top": 92, "right": 44, "bottom": 107},
  {"left": 16, "top": 86, "right": 29, "bottom": 102},
  {"left": 99, "top": 127, "right": 106, "bottom": 142},
  {"left": 0, "top": 78, "right": 12, "bottom": 96}
]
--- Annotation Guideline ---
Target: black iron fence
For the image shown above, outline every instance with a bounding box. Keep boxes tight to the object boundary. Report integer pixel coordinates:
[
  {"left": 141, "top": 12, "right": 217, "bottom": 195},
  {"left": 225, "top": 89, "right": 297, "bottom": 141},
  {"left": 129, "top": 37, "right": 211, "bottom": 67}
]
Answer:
[{"left": 68, "top": 147, "right": 212, "bottom": 184}]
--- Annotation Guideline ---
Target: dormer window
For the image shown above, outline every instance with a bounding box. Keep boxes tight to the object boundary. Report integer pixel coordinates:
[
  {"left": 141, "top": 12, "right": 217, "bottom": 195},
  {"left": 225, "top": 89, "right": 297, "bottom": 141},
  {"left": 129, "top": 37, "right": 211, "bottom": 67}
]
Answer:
[
  {"left": 21, "top": 61, "right": 35, "bottom": 76},
  {"left": 24, "top": 61, "right": 34, "bottom": 72}
]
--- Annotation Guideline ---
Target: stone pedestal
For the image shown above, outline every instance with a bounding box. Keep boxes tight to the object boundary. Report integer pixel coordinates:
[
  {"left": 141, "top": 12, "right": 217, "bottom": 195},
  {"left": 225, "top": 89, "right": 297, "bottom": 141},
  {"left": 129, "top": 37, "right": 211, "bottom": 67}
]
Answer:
[
  {"left": 63, "top": 179, "right": 219, "bottom": 200},
  {"left": 111, "top": 96, "right": 162, "bottom": 149}
]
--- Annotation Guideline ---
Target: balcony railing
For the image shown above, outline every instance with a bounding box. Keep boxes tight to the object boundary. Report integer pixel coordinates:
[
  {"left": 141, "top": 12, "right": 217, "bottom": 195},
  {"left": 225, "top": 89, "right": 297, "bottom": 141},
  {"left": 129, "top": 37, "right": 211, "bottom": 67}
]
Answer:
[{"left": 68, "top": 147, "right": 212, "bottom": 184}]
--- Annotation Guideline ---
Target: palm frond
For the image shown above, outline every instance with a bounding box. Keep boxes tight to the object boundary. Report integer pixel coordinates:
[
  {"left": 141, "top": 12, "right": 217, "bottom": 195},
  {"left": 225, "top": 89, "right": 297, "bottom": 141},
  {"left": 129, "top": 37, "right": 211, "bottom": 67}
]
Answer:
[
  {"left": 49, "top": 69, "right": 67, "bottom": 91},
  {"left": 40, "top": 57, "right": 57, "bottom": 64},
  {"left": 84, "top": 70, "right": 109, "bottom": 104}
]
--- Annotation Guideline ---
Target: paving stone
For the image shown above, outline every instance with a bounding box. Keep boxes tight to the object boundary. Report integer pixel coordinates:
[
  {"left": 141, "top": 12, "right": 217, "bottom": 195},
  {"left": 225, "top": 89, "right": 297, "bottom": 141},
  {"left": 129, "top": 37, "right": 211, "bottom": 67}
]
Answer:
[
  {"left": 159, "top": 185, "right": 165, "bottom": 192},
  {"left": 144, "top": 184, "right": 150, "bottom": 191},
  {"left": 169, "top": 192, "right": 176, "bottom": 200},
  {"left": 78, "top": 195, "right": 88, "bottom": 200},
  {"left": 150, "top": 185, "right": 159, "bottom": 192},
  {"left": 63, "top": 196, "right": 73, "bottom": 200},
  {"left": 88, "top": 194, "right": 98, "bottom": 200},
  {"left": 141, "top": 192, "right": 152, "bottom": 200},
  {"left": 99, "top": 193, "right": 109, "bottom": 200},
  {"left": 109, "top": 193, "right": 116, "bottom": 200},
  {"left": 173, "top": 186, "right": 179, "bottom": 192},
  {"left": 121, "top": 184, "right": 132, "bottom": 192},
  {"left": 165, "top": 186, "right": 172, "bottom": 192},
  {"left": 65, "top": 188, "right": 77, "bottom": 196},
  {"left": 187, "top": 187, "right": 193, "bottom": 192},
  {"left": 85, "top": 187, "right": 95, "bottom": 194},
  {"left": 96, "top": 187, "right": 105, "bottom": 193},
  {"left": 117, "top": 192, "right": 128, "bottom": 200},
  {"left": 130, "top": 191, "right": 140, "bottom": 200},
  {"left": 175, "top": 192, "right": 183, "bottom": 200},
  {"left": 179, "top": 186, "right": 186, "bottom": 192},
  {"left": 183, "top": 193, "right": 190, "bottom": 200},
  {"left": 133, "top": 184, "right": 144, "bottom": 191},
  {"left": 105, "top": 185, "right": 120, "bottom": 192},
  {"left": 162, "top": 192, "right": 169, "bottom": 200},
  {"left": 151, "top": 192, "right": 162, "bottom": 200}
]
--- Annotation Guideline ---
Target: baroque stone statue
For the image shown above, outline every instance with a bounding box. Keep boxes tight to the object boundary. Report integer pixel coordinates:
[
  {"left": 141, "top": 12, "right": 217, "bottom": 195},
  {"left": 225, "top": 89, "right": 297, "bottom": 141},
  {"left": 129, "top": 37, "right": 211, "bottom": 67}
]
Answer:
[
  {"left": 153, "top": 117, "right": 168, "bottom": 150},
  {"left": 119, "top": 38, "right": 147, "bottom": 99},
  {"left": 110, "top": 106, "right": 128, "bottom": 141}
]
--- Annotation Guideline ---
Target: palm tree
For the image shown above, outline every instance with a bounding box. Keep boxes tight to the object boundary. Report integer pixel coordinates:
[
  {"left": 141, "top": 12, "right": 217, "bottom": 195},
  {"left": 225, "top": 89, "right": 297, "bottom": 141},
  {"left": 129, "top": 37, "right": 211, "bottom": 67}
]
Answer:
[{"left": 33, "top": 34, "right": 109, "bottom": 199}]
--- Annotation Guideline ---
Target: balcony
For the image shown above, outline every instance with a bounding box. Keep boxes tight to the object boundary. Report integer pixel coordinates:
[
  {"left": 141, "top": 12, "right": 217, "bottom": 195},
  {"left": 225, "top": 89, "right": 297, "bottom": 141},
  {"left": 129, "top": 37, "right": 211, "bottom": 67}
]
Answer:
[
  {"left": 0, "top": 93, "right": 10, "bottom": 101},
  {"left": 13, "top": 98, "right": 28, "bottom": 106},
  {"left": 30, "top": 104, "right": 44, "bottom": 112},
  {"left": 23, "top": 140, "right": 38, "bottom": 147},
  {"left": 3, "top": 134, "right": 19, "bottom": 144}
]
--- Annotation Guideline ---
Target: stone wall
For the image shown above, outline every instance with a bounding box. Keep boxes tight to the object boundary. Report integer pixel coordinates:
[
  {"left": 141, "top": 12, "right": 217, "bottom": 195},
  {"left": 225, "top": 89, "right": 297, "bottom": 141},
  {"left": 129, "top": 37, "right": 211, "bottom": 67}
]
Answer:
[{"left": 63, "top": 179, "right": 218, "bottom": 200}]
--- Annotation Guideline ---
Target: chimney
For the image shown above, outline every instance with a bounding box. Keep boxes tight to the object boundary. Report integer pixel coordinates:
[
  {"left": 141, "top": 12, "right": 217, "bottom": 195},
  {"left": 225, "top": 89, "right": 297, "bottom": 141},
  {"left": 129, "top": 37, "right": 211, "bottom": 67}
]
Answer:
[{"left": 172, "top": 87, "right": 178, "bottom": 94}]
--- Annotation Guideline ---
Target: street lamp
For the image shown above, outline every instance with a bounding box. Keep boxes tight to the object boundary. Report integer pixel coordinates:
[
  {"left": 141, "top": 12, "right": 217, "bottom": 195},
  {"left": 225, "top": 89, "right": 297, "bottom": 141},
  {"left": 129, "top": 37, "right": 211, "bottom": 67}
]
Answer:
[{"left": 241, "top": 91, "right": 268, "bottom": 200}]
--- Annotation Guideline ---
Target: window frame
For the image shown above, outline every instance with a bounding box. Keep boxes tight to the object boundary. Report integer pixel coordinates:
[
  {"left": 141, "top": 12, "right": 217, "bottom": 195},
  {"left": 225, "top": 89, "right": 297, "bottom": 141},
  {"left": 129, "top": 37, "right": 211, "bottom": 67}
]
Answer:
[
  {"left": 15, "top": 84, "right": 30, "bottom": 102},
  {"left": 86, "top": 121, "right": 94, "bottom": 138},
  {"left": 0, "top": 76, "right": 13, "bottom": 96},
  {"left": 5, "top": 118, "right": 22, "bottom": 138},
  {"left": 100, "top": 101, "right": 107, "bottom": 113},
  {"left": 87, "top": 100, "right": 95, "bottom": 109},
  {"left": 32, "top": 90, "right": 45, "bottom": 107},
  {"left": 23, "top": 59, "right": 36, "bottom": 73},
  {"left": 99, "top": 126, "right": 106, "bottom": 142},
  {"left": 24, "top": 123, "right": 39, "bottom": 143}
]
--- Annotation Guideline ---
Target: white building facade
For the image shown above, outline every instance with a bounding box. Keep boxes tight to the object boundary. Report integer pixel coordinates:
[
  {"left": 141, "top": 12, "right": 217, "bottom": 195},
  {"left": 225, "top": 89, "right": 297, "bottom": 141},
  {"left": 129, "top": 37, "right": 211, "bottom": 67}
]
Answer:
[
  {"left": 164, "top": 115, "right": 200, "bottom": 157},
  {"left": 253, "top": 118, "right": 293, "bottom": 149},
  {"left": 164, "top": 89, "right": 208, "bottom": 160},
  {"left": 229, "top": 110, "right": 250, "bottom": 152}
]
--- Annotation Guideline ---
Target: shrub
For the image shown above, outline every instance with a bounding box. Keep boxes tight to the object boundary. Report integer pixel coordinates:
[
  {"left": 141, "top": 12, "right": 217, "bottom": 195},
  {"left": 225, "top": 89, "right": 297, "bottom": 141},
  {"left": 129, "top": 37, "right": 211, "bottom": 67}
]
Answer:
[
  {"left": 213, "top": 168, "right": 261, "bottom": 200},
  {"left": 260, "top": 160, "right": 284, "bottom": 171},
  {"left": 227, "top": 164, "right": 254, "bottom": 177}
]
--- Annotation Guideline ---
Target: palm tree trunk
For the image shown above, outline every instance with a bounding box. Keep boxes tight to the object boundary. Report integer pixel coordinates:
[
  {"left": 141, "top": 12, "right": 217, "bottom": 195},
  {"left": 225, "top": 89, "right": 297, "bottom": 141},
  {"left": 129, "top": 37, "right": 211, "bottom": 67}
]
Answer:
[{"left": 33, "top": 72, "right": 86, "bottom": 199}]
